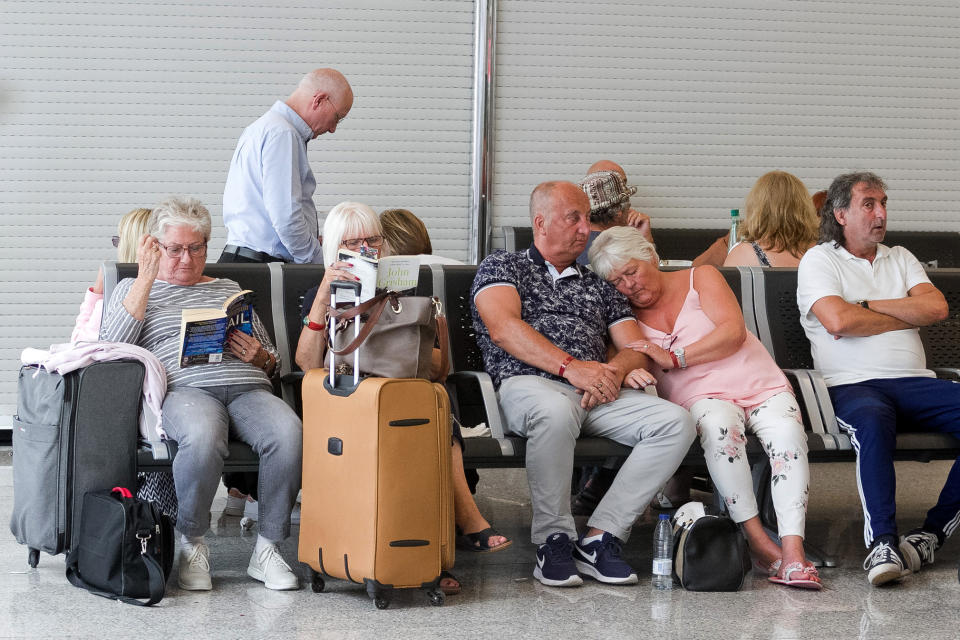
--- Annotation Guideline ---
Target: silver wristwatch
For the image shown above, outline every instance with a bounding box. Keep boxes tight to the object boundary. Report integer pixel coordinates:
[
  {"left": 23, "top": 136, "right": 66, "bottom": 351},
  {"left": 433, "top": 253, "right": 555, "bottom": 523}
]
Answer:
[{"left": 672, "top": 347, "right": 687, "bottom": 369}]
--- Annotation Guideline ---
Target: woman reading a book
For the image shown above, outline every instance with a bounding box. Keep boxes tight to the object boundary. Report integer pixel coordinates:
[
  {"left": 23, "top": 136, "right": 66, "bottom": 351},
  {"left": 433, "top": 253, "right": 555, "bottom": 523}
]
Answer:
[
  {"left": 296, "top": 202, "right": 512, "bottom": 595},
  {"left": 101, "top": 196, "right": 303, "bottom": 593}
]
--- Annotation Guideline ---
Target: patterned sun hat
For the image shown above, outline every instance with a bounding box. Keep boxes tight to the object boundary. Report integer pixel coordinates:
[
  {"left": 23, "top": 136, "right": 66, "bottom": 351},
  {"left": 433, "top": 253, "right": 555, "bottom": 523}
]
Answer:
[{"left": 578, "top": 170, "right": 637, "bottom": 214}]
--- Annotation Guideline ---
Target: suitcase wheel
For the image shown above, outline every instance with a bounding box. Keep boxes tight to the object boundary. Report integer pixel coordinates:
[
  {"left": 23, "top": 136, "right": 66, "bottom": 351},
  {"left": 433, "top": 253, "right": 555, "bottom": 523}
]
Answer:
[
  {"left": 303, "top": 565, "right": 325, "bottom": 593},
  {"left": 366, "top": 582, "right": 391, "bottom": 609},
  {"left": 427, "top": 589, "right": 444, "bottom": 606},
  {"left": 27, "top": 548, "right": 39, "bottom": 568}
]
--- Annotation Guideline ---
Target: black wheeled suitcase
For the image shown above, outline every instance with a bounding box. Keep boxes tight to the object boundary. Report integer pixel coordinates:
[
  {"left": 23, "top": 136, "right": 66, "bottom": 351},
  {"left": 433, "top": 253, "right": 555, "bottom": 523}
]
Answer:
[{"left": 10, "top": 360, "right": 144, "bottom": 568}]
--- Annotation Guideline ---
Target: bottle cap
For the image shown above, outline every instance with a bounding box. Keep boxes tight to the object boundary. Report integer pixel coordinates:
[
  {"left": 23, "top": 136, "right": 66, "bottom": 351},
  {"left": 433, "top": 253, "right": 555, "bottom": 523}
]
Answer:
[
  {"left": 730, "top": 209, "right": 740, "bottom": 217},
  {"left": 659, "top": 513, "right": 670, "bottom": 520}
]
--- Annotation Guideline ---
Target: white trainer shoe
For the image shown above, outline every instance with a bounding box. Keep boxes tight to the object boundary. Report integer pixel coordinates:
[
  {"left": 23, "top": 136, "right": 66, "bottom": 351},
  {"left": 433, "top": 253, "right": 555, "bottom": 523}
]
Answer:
[
  {"left": 899, "top": 529, "right": 939, "bottom": 573},
  {"left": 247, "top": 544, "right": 300, "bottom": 590},
  {"left": 178, "top": 541, "right": 212, "bottom": 591},
  {"left": 223, "top": 494, "right": 247, "bottom": 517}
]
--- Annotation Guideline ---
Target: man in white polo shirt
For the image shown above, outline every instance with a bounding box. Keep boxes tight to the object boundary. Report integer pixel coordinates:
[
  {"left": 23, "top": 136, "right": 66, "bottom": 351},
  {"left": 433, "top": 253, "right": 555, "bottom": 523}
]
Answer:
[{"left": 797, "top": 171, "right": 960, "bottom": 587}]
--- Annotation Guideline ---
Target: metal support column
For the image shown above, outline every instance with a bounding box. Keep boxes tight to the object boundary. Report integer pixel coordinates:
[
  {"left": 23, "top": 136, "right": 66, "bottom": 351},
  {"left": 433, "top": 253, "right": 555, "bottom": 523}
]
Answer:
[{"left": 468, "top": 0, "right": 496, "bottom": 264}]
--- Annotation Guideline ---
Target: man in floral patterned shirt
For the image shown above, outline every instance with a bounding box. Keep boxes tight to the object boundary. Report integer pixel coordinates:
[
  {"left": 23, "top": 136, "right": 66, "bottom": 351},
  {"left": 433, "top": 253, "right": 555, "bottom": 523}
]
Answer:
[{"left": 471, "top": 181, "right": 694, "bottom": 588}]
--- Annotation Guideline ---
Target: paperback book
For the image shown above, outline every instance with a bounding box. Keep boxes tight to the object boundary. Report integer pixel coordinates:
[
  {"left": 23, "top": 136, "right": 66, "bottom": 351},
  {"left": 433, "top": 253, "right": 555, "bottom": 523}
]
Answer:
[
  {"left": 336, "top": 248, "right": 420, "bottom": 303},
  {"left": 178, "top": 290, "right": 254, "bottom": 366}
]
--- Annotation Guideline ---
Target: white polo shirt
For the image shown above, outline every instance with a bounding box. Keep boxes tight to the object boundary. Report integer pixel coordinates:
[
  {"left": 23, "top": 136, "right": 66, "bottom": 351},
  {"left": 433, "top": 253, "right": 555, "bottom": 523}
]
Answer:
[{"left": 797, "top": 242, "right": 934, "bottom": 387}]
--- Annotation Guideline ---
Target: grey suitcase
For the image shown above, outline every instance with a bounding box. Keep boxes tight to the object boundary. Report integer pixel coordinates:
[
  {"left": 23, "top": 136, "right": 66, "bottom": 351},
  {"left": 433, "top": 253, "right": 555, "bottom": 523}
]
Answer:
[{"left": 10, "top": 361, "right": 144, "bottom": 567}]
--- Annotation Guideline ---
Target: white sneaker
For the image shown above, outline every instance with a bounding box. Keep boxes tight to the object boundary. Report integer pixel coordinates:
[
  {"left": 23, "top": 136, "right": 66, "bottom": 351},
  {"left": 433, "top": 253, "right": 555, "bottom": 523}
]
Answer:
[
  {"left": 224, "top": 494, "right": 247, "bottom": 517},
  {"left": 899, "top": 529, "right": 939, "bottom": 573},
  {"left": 240, "top": 499, "right": 259, "bottom": 531},
  {"left": 178, "top": 541, "right": 212, "bottom": 591},
  {"left": 247, "top": 545, "right": 300, "bottom": 590},
  {"left": 243, "top": 499, "right": 259, "bottom": 521}
]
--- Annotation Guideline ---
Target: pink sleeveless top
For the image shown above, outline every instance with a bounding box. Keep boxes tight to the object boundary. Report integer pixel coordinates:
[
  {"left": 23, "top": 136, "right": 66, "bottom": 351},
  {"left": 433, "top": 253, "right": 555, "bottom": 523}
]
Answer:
[{"left": 636, "top": 268, "right": 791, "bottom": 410}]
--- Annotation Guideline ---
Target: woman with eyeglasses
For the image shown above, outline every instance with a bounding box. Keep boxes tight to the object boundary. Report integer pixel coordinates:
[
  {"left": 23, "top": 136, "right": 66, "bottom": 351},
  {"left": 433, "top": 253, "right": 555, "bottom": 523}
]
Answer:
[
  {"left": 71, "top": 207, "right": 152, "bottom": 342},
  {"left": 296, "top": 201, "right": 511, "bottom": 596},
  {"left": 101, "top": 197, "right": 303, "bottom": 593},
  {"left": 588, "top": 226, "right": 821, "bottom": 590}
]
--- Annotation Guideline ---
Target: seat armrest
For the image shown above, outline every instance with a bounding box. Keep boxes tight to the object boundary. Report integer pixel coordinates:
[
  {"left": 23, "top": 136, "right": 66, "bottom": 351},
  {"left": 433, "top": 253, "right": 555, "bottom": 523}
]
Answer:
[
  {"left": 142, "top": 439, "right": 177, "bottom": 462},
  {"left": 782, "top": 369, "right": 837, "bottom": 451},
  {"left": 804, "top": 369, "right": 851, "bottom": 450},
  {"left": 933, "top": 367, "right": 960, "bottom": 381},
  {"left": 447, "top": 371, "right": 516, "bottom": 457}
]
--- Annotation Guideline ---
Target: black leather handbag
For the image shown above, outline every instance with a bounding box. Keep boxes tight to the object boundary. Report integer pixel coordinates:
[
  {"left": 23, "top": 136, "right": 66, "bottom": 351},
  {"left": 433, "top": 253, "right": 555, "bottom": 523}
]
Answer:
[
  {"left": 65, "top": 487, "right": 174, "bottom": 606},
  {"left": 672, "top": 514, "right": 751, "bottom": 591}
]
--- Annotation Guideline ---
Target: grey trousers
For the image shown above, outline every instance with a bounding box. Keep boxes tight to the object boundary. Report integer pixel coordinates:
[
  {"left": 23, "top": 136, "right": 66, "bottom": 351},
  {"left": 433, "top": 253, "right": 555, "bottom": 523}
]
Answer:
[
  {"left": 498, "top": 376, "right": 695, "bottom": 544},
  {"left": 161, "top": 384, "right": 303, "bottom": 541}
]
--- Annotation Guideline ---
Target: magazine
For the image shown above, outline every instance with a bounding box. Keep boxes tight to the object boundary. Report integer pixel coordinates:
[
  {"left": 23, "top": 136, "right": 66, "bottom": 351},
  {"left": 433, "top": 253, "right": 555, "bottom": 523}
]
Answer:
[
  {"left": 335, "top": 248, "right": 420, "bottom": 303},
  {"left": 178, "top": 290, "right": 254, "bottom": 366}
]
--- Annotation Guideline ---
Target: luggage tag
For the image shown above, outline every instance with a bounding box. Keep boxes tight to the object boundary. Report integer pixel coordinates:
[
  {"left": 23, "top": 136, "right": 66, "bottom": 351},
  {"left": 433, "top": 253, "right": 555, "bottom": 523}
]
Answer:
[{"left": 329, "top": 280, "right": 361, "bottom": 388}]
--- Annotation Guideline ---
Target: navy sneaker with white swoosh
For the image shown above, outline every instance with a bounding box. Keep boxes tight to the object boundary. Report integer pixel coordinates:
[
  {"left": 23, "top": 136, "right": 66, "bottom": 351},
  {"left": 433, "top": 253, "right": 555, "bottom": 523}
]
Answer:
[
  {"left": 533, "top": 532, "right": 583, "bottom": 587},
  {"left": 574, "top": 532, "right": 638, "bottom": 584}
]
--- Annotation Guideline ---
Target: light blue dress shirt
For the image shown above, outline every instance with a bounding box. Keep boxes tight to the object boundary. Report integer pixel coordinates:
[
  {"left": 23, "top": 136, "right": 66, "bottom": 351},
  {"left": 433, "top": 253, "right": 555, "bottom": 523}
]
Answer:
[{"left": 222, "top": 101, "right": 323, "bottom": 263}]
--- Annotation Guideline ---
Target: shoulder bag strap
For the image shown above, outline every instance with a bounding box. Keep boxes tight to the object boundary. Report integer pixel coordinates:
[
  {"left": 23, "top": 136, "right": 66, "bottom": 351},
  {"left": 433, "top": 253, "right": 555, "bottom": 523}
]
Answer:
[
  {"left": 329, "top": 293, "right": 395, "bottom": 357},
  {"left": 66, "top": 547, "right": 166, "bottom": 607},
  {"left": 432, "top": 298, "right": 449, "bottom": 384}
]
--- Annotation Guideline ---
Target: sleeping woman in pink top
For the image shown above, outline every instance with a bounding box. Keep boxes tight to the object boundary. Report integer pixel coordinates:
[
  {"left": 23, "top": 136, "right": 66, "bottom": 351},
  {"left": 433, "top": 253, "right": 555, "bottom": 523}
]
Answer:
[{"left": 589, "top": 226, "right": 821, "bottom": 590}]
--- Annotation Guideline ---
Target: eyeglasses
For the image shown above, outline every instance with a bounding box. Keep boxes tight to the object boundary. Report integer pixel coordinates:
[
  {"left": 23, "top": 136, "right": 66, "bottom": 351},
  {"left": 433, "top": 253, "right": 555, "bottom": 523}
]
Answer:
[
  {"left": 111, "top": 235, "right": 120, "bottom": 248},
  {"left": 158, "top": 242, "right": 207, "bottom": 258},
  {"left": 341, "top": 235, "right": 383, "bottom": 251},
  {"left": 326, "top": 96, "right": 348, "bottom": 124}
]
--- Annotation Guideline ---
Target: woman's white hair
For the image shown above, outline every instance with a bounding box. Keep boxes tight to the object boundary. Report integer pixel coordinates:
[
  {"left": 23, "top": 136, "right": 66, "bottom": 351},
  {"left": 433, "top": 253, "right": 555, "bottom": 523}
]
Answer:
[
  {"left": 148, "top": 196, "right": 211, "bottom": 242},
  {"left": 588, "top": 226, "right": 659, "bottom": 279},
  {"left": 321, "top": 201, "right": 387, "bottom": 267}
]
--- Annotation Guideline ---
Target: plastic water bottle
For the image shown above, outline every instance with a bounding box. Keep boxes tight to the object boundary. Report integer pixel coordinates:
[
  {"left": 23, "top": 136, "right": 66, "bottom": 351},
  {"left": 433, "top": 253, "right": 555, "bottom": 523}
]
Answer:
[
  {"left": 727, "top": 209, "right": 741, "bottom": 253},
  {"left": 652, "top": 513, "right": 673, "bottom": 589}
]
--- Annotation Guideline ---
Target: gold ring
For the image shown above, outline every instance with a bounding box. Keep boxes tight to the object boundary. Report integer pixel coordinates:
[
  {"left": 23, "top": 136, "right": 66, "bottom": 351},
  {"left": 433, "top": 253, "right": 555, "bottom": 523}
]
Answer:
[{"left": 242, "top": 348, "right": 247, "bottom": 356}]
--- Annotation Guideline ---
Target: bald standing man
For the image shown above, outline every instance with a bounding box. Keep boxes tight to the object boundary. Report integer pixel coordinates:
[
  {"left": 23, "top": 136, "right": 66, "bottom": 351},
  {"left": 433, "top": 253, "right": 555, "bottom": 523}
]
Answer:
[{"left": 221, "top": 68, "right": 354, "bottom": 264}]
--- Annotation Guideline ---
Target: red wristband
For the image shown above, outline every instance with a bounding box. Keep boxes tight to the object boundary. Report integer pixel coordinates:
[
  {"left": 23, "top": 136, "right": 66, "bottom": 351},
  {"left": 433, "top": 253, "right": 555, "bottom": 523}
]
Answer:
[
  {"left": 670, "top": 351, "right": 680, "bottom": 369},
  {"left": 558, "top": 355, "right": 574, "bottom": 377},
  {"left": 303, "top": 317, "right": 326, "bottom": 332}
]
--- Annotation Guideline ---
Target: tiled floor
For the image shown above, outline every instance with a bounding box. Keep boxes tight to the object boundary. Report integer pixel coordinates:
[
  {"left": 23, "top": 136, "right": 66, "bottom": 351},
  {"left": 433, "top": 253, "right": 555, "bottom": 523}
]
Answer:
[{"left": 2, "top": 455, "right": 958, "bottom": 639}]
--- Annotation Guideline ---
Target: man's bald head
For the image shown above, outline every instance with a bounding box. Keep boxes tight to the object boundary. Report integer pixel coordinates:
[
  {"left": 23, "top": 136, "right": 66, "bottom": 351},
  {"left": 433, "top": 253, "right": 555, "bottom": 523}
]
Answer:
[
  {"left": 296, "top": 69, "right": 352, "bottom": 102},
  {"left": 287, "top": 68, "right": 354, "bottom": 138},
  {"left": 528, "top": 181, "right": 591, "bottom": 265},
  {"left": 587, "top": 160, "right": 626, "bottom": 180},
  {"left": 529, "top": 181, "right": 587, "bottom": 225}
]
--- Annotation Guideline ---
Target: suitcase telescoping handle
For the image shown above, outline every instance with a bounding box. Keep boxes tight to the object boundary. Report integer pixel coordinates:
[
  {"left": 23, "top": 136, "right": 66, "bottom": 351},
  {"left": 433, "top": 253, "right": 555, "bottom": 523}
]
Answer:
[{"left": 329, "top": 280, "right": 362, "bottom": 388}]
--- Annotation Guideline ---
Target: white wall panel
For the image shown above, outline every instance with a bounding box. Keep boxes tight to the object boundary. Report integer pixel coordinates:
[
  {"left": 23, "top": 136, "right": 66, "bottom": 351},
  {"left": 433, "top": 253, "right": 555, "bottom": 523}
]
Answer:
[
  {"left": 492, "top": 0, "right": 960, "bottom": 233},
  {"left": 0, "top": 0, "right": 476, "bottom": 421}
]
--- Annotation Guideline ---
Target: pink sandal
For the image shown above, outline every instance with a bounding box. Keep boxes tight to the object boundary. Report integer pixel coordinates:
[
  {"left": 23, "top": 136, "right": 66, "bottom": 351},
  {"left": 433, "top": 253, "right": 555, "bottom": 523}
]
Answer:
[
  {"left": 768, "top": 561, "right": 822, "bottom": 590},
  {"left": 755, "top": 558, "right": 782, "bottom": 577}
]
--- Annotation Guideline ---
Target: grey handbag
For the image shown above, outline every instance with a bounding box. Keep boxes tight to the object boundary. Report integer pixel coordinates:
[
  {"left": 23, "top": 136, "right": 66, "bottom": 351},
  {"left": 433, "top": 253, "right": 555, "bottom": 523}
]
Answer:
[{"left": 330, "top": 291, "right": 448, "bottom": 381}]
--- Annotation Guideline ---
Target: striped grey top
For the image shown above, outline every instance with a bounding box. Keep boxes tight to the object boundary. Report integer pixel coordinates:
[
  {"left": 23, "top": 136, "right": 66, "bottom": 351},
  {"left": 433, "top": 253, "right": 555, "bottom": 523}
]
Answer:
[{"left": 101, "top": 277, "right": 278, "bottom": 390}]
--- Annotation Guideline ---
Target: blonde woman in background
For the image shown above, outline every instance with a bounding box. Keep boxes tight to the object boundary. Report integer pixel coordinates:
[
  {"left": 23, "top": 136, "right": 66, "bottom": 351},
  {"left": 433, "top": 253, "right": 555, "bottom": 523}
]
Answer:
[
  {"left": 380, "top": 208, "right": 464, "bottom": 265},
  {"left": 71, "top": 207, "right": 152, "bottom": 342},
  {"left": 723, "top": 171, "right": 819, "bottom": 268}
]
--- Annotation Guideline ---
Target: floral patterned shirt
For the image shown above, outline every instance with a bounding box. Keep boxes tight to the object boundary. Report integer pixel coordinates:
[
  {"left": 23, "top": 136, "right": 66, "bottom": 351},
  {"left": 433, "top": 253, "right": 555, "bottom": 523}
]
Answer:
[{"left": 470, "top": 245, "right": 634, "bottom": 389}]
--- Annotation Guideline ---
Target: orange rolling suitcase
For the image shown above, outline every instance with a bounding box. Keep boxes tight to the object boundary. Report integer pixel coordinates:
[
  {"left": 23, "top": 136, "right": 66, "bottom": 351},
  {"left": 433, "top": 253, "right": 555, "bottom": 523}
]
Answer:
[{"left": 298, "top": 282, "right": 454, "bottom": 609}]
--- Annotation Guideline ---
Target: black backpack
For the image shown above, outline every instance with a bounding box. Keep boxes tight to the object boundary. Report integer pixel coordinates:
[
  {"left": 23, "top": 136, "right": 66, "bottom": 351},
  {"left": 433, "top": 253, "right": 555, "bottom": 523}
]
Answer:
[{"left": 66, "top": 487, "right": 174, "bottom": 606}]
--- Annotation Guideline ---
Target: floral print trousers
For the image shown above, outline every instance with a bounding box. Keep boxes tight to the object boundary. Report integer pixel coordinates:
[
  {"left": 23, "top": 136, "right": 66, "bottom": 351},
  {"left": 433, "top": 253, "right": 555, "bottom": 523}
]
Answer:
[{"left": 689, "top": 391, "right": 809, "bottom": 538}]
